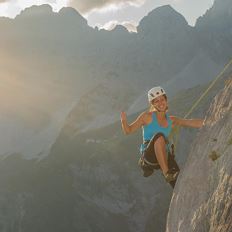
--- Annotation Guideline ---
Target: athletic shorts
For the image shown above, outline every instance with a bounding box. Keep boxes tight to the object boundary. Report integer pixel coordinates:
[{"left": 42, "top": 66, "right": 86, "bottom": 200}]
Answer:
[{"left": 140, "top": 132, "right": 170, "bottom": 165}]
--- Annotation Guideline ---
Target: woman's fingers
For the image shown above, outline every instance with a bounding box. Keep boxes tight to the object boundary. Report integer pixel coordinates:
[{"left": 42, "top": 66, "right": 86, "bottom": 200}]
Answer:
[{"left": 121, "top": 111, "right": 127, "bottom": 121}]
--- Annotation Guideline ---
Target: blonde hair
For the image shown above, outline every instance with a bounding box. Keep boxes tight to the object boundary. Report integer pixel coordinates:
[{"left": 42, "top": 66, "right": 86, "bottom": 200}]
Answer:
[{"left": 149, "top": 103, "right": 157, "bottom": 112}]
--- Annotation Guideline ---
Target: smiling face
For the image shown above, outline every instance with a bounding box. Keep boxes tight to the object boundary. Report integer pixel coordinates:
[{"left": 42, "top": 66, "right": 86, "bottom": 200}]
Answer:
[{"left": 151, "top": 95, "right": 168, "bottom": 112}]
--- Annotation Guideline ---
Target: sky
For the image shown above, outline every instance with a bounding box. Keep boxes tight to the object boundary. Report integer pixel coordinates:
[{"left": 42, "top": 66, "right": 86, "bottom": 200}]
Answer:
[{"left": 0, "top": 0, "right": 214, "bottom": 31}]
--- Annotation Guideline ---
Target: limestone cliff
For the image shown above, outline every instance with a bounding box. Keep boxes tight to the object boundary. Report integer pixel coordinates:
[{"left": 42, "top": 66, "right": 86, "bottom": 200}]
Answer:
[{"left": 166, "top": 78, "right": 232, "bottom": 232}]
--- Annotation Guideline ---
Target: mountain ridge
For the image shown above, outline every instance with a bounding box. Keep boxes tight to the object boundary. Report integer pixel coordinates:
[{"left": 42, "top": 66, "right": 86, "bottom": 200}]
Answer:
[{"left": 0, "top": 0, "right": 231, "bottom": 159}]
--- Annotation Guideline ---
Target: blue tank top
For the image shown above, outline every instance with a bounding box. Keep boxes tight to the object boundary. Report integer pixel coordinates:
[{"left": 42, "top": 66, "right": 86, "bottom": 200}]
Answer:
[{"left": 140, "top": 112, "right": 172, "bottom": 153}]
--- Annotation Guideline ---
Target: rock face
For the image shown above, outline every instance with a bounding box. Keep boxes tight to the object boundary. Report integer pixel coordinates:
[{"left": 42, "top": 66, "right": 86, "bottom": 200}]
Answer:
[{"left": 166, "top": 78, "right": 232, "bottom": 232}]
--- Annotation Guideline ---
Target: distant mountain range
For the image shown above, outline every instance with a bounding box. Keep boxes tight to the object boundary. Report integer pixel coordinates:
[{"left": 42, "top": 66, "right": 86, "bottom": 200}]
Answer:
[
  {"left": 1, "top": 0, "right": 232, "bottom": 158},
  {"left": 0, "top": 0, "right": 232, "bottom": 231}
]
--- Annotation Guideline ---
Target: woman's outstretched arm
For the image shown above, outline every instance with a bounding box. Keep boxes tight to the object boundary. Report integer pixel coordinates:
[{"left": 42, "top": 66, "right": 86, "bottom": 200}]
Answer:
[
  {"left": 121, "top": 111, "right": 146, "bottom": 135},
  {"left": 170, "top": 116, "right": 205, "bottom": 128}
]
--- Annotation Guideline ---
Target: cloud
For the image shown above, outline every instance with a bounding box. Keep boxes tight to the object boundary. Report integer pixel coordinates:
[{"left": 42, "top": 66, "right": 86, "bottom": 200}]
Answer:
[
  {"left": 69, "top": 0, "right": 145, "bottom": 13},
  {"left": 121, "top": 21, "right": 137, "bottom": 32},
  {"left": 98, "top": 20, "right": 137, "bottom": 32},
  {"left": 98, "top": 20, "right": 118, "bottom": 30}
]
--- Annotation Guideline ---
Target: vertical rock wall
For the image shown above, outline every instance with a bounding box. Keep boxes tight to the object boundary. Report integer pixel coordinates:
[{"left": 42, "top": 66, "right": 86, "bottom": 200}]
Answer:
[{"left": 166, "top": 79, "right": 232, "bottom": 232}]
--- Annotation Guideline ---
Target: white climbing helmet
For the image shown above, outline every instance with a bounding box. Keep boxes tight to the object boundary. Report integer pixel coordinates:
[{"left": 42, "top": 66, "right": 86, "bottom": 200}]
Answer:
[{"left": 148, "top": 86, "right": 166, "bottom": 102}]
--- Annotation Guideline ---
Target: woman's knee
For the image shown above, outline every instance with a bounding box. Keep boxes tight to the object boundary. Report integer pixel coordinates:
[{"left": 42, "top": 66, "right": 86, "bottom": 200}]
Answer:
[{"left": 153, "top": 133, "right": 166, "bottom": 146}]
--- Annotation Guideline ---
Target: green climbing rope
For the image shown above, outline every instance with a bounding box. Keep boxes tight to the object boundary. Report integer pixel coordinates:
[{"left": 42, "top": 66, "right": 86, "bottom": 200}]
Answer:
[{"left": 172, "top": 58, "right": 232, "bottom": 150}]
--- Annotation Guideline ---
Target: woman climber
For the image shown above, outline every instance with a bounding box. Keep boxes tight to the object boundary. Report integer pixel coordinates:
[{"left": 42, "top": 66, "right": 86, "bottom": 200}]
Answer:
[{"left": 120, "top": 86, "right": 204, "bottom": 186}]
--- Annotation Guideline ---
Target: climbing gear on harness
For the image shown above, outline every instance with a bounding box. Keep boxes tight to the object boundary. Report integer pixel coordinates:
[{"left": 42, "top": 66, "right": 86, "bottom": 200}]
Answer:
[
  {"left": 139, "top": 133, "right": 180, "bottom": 186},
  {"left": 148, "top": 86, "right": 166, "bottom": 102}
]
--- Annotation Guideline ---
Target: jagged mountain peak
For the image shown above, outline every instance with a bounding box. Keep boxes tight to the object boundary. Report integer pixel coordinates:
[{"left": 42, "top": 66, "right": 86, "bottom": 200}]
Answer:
[
  {"left": 144, "top": 4, "right": 186, "bottom": 20},
  {"left": 16, "top": 4, "right": 54, "bottom": 19},
  {"left": 111, "top": 24, "right": 129, "bottom": 33},
  {"left": 196, "top": 0, "right": 232, "bottom": 28},
  {"left": 138, "top": 4, "right": 188, "bottom": 34},
  {"left": 15, "top": 5, "right": 87, "bottom": 25},
  {"left": 149, "top": 4, "right": 179, "bottom": 16},
  {"left": 58, "top": 7, "right": 87, "bottom": 24}
]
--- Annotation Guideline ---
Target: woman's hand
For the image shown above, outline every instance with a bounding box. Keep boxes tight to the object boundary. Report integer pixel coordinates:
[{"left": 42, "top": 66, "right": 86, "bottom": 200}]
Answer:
[
  {"left": 121, "top": 111, "right": 130, "bottom": 135},
  {"left": 121, "top": 111, "right": 146, "bottom": 135},
  {"left": 120, "top": 111, "right": 127, "bottom": 122}
]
